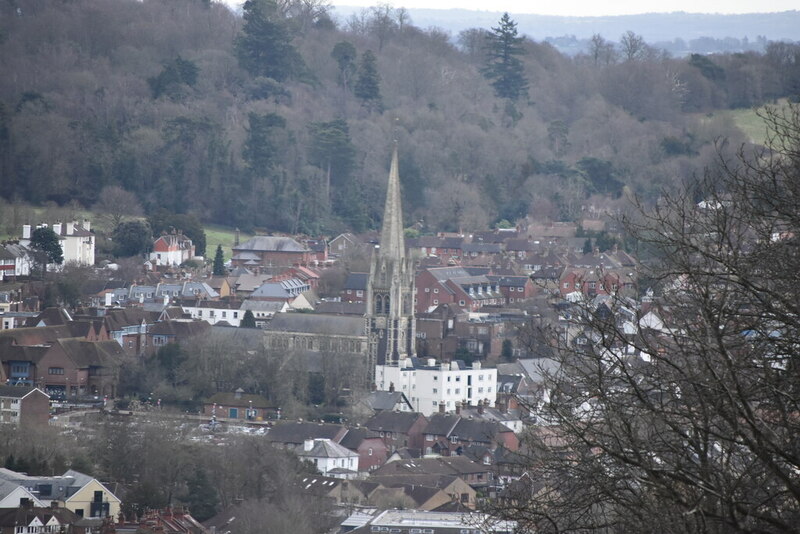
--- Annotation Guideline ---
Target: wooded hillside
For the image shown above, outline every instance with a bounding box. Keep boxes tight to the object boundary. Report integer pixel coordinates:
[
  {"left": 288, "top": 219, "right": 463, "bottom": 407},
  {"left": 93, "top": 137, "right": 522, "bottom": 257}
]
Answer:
[{"left": 1, "top": 0, "right": 798, "bottom": 236}]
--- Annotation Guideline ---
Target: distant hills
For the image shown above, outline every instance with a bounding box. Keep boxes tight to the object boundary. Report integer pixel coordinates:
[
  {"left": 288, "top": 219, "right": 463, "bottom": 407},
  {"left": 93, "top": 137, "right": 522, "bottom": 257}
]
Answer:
[{"left": 332, "top": 7, "right": 800, "bottom": 54}]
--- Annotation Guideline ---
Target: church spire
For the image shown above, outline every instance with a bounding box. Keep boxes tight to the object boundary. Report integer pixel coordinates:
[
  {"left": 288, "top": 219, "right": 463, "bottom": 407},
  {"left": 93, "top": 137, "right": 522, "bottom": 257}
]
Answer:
[{"left": 379, "top": 144, "right": 405, "bottom": 260}]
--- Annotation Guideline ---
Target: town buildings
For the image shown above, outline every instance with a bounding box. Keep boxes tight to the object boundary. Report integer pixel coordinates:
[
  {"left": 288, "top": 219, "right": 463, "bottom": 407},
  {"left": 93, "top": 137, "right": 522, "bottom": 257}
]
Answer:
[{"left": 375, "top": 358, "right": 497, "bottom": 416}]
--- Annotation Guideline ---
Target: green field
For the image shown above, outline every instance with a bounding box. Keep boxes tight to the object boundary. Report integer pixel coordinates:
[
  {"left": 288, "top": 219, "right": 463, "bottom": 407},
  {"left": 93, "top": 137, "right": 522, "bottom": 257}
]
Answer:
[
  {"left": 204, "top": 224, "right": 253, "bottom": 262},
  {"left": 725, "top": 99, "right": 791, "bottom": 146}
]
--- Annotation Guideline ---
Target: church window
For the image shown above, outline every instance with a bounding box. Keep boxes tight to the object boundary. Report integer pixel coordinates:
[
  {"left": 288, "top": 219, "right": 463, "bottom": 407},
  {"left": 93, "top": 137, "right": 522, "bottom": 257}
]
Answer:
[
  {"left": 384, "top": 296, "right": 390, "bottom": 314},
  {"left": 375, "top": 295, "right": 383, "bottom": 315}
]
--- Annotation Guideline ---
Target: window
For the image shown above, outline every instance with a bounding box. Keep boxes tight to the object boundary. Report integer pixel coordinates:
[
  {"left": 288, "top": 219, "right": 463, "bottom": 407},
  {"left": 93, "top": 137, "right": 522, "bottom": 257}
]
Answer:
[
  {"left": 518, "top": 287, "right": 524, "bottom": 291},
  {"left": 455, "top": 388, "right": 460, "bottom": 394},
  {"left": 432, "top": 388, "right": 438, "bottom": 394},
  {"left": 347, "top": 289, "right": 352, "bottom": 294},
  {"left": 433, "top": 288, "right": 439, "bottom": 293},
  {"left": 450, "top": 435, "right": 458, "bottom": 443},
  {"left": 356, "top": 290, "right": 363, "bottom": 296},
  {"left": 368, "top": 448, "right": 373, "bottom": 456},
  {"left": 510, "top": 287, "right": 515, "bottom": 292},
  {"left": 222, "top": 311, "right": 227, "bottom": 318},
  {"left": 233, "top": 312, "right": 238, "bottom": 319},
  {"left": 433, "top": 299, "right": 438, "bottom": 304},
  {"left": 424, "top": 288, "right": 430, "bottom": 293},
  {"left": 563, "top": 282, "right": 570, "bottom": 288},
  {"left": 48, "top": 367, "right": 64, "bottom": 375},
  {"left": 589, "top": 281, "right": 596, "bottom": 289},
  {"left": 447, "top": 376, "right": 452, "bottom": 382},
  {"left": 459, "top": 300, "right": 465, "bottom": 306},
  {"left": 487, "top": 387, "right": 492, "bottom": 392}
]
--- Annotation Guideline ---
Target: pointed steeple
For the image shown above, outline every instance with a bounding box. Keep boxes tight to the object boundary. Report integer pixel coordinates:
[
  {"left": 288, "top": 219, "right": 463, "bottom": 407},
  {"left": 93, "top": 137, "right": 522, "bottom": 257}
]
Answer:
[{"left": 379, "top": 144, "right": 405, "bottom": 260}]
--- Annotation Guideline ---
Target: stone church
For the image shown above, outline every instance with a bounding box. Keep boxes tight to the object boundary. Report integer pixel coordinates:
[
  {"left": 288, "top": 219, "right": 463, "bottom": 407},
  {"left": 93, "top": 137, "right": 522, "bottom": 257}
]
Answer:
[{"left": 263, "top": 145, "right": 415, "bottom": 387}]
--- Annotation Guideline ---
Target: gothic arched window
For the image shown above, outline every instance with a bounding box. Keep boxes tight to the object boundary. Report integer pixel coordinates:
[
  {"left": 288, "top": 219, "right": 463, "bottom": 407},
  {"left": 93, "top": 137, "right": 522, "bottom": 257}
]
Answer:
[
  {"left": 384, "top": 295, "right": 391, "bottom": 315},
  {"left": 374, "top": 294, "right": 383, "bottom": 315}
]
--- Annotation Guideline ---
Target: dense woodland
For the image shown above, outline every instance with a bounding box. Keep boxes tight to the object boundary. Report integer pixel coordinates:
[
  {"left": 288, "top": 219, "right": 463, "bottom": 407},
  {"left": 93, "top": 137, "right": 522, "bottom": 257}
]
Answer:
[{"left": 1, "top": 0, "right": 799, "bottom": 237}]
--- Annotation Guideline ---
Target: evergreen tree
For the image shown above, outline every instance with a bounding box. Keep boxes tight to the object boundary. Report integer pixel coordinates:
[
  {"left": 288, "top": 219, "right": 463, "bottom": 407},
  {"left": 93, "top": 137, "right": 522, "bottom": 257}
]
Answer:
[
  {"left": 354, "top": 50, "right": 382, "bottom": 112},
  {"left": 29, "top": 227, "right": 63, "bottom": 273},
  {"left": 212, "top": 244, "right": 225, "bottom": 275},
  {"left": 112, "top": 220, "right": 152, "bottom": 258},
  {"left": 482, "top": 13, "right": 529, "bottom": 101},
  {"left": 240, "top": 309, "right": 256, "bottom": 328},
  {"left": 183, "top": 468, "right": 218, "bottom": 522},
  {"left": 235, "top": 0, "right": 306, "bottom": 82},
  {"left": 331, "top": 41, "right": 357, "bottom": 90}
]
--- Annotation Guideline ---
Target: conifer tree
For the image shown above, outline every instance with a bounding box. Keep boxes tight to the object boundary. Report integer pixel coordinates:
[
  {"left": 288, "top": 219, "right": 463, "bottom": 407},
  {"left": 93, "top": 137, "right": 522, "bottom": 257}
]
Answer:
[
  {"left": 482, "top": 13, "right": 529, "bottom": 101},
  {"left": 240, "top": 309, "right": 256, "bottom": 328},
  {"left": 212, "top": 245, "right": 225, "bottom": 275},
  {"left": 354, "top": 50, "right": 382, "bottom": 112},
  {"left": 235, "top": 0, "right": 306, "bottom": 82}
]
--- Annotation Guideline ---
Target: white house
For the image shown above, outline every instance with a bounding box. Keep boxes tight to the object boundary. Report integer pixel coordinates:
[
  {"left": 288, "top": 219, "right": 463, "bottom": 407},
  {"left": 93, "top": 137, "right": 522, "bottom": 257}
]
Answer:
[
  {"left": 0, "top": 243, "right": 33, "bottom": 279},
  {"left": 20, "top": 221, "right": 95, "bottom": 267},
  {"left": 297, "top": 439, "right": 359, "bottom": 479},
  {"left": 0, "top": 480, "right": 44, "bottom": 508},
  {"left": 375, "top": 358, "right": 497, "bottom": 416},
  {"left": 149, "top": 233, "right": 196, "bottom": 266}
]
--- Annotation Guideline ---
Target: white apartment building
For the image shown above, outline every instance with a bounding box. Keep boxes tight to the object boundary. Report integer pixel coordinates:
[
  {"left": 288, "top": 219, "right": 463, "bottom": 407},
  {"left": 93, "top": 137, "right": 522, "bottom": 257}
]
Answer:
[
  {"left": 375, "top": 357, "right": 497, "bottom": 416},
  {"left": 20, "top": 220, "right": 95, "bottom": 267}
]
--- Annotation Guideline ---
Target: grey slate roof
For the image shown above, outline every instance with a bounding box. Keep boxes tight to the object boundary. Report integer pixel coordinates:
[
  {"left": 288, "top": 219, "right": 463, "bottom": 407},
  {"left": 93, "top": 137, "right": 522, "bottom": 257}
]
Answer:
[
  {"left": 364, "top": 411, "right": 425, "bottom": 434},
  {"left": 234, "top": 236, "right": 307, "bottom": 252},
  {"left": 264, "top": 313, "right": 366, "bottom": 337},
  {"left": 297, "top": 439, "right": 356, "bottom": 459},
  {"left": 264, "top": 421, "right": 345, "bottom": 445},
  {"left": 343, "top": 272, "right": 369, "bottom": 290},
  {"left": 364, "top": 391, "right": 413, "bottom": 411}
]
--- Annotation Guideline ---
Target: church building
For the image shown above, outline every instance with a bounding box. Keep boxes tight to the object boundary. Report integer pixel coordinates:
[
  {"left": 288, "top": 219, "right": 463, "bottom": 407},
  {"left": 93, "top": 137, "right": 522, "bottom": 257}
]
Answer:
[{"left": 365, "top": 145, "right": 416, "bottom": 383}]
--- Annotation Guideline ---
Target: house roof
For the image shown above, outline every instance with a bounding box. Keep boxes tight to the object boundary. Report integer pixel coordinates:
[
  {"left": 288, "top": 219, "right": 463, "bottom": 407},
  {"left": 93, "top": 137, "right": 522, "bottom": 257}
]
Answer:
[
  {"left": 338, "top": 427, "right": 383, "bottom": 450},
  {"left": 343, "top": 272, "right": 369, "bottom": 290},
  {"left": 363, "top": 391, "right": 413, "bottom": 412},
  {"left": 148, "top": 320, "right": 211, "bottom": 338},
  {"left": 313, "top": 301, "right": 366, "bottom": 315},
  {"left": 373, "top": 456, "right": 488, "bottom": 477},
  {"left": 264, "top": 314, "right": 366, "bottom": 337},
  {"left": 297, "top": 438, "right": 357, "bottom": 459},
  {"left": 56, "top": 338, "right": 126, "bottom": 368},
  {"left": 264, "top": 421, "right": 346, "bottom": 444},
  {"left": 0, "top": 385, "right": 47, "bottom": 400},
  {"left": 205, "top": 391, "right": 274, "bottom": 409},
  {"left": 234, "top": 236, "right": 307, "bottom": 253},
  {"left": 422, "top": 414, "right": 460, "bottom": 437},
  {"left": 364, "top": 411, "right": 425, "bottom": 434}
]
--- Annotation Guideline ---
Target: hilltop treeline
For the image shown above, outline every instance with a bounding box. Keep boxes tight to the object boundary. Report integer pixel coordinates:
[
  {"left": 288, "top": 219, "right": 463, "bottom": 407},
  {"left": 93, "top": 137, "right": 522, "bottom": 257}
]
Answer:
[{"left": 0, "top": 0, "right": 798, "bottom": 235}]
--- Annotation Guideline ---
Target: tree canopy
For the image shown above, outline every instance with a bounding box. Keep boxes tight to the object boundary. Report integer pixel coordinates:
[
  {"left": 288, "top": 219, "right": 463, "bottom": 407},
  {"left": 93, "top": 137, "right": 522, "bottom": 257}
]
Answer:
[
  {"left": 29, "top": 227, "right": 63, "bottom": 266},
  {"left": 235, "top": 0, "right": 306, "bottom": 82},
  {"left": 489, "top": 103, "right": 800, "bottom": 533},
  {"left": 482, "top": 13, "right": 529, "bottom": 101}
]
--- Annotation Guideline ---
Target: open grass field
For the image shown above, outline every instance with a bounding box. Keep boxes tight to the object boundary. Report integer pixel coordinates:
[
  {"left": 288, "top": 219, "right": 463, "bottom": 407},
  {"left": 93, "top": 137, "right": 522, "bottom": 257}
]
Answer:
[
  {"left": 726, "top": 99, "right": 791, "bottom": 145},
  {"left": 204, "top": 224, "right": 253, "bottom": 262}
]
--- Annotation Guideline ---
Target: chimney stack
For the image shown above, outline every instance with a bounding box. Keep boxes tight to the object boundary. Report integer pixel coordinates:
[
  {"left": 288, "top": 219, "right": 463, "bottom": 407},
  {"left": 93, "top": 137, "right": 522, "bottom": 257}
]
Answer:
[
  {"left": 53, "top": 222, "right": 62, "bottom": 235},
  {"left": 438, "top": 401, "right": 446, "bottom": 414},
  {"left": 388, "top": 382, "right": 395, "bottom": 393},
  {"left": 22, "top": 224, "right": 31, "bottom": 240},
  {"left": 455, "top": 401, "right": 461, "bottom": 415},
  {"left": 477, "top": 400, "right": 485, "bottom": 415},
  {"left": 304, "top": 439, "right": 315, "bottom": 451}
]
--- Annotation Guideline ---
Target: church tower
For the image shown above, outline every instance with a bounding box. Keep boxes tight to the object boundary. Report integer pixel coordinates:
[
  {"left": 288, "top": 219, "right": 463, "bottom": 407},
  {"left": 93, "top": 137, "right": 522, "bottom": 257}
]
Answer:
[{"left": 366, "top": 144, "right": 416, "bottom": 385}]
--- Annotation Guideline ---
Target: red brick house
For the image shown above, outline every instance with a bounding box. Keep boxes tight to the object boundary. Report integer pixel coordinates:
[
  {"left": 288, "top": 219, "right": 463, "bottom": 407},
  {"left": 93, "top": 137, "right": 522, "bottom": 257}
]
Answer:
[
  {"left": 339, "top": 427, "right": 389, "bottom": 472},
  {"left": 341, "top": 272, "right": 368, "bottom": 303},
  {"left": 363, "top": 411, "right": 429, "bottom": 452},
  {"left": 149, "top": 233, "right": 195, "bottom": 267},
  {"left": 230, "top": 236, "right": 311, "bottom": 269},
  {"left": 422, "top": 413, "right": 519, "bottom": 456},
  {"left": 203, "top": 389, "right": 276, "bottom": 421}
]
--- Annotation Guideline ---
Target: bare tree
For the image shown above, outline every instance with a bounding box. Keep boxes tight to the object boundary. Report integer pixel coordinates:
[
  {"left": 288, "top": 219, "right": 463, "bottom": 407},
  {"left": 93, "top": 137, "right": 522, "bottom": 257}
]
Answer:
[
  {"left": 93, "top": 185, "right": 143, "bottom": 230},
  {"left": 620, "top": 30, "right": 647, "bottom": 62},
  {"left": 489, "top": 104, "right": 800, "bottom": 533}
]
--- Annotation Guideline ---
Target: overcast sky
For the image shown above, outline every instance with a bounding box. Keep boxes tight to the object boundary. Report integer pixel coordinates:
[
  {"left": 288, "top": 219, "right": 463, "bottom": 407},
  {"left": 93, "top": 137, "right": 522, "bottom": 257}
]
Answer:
[{"left": 329, "top": 1, "right": 797, "bottom": 17}]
